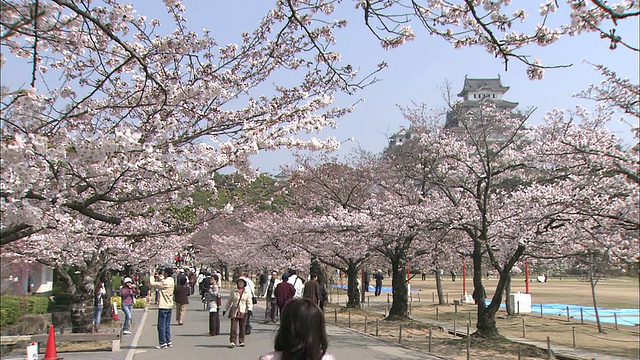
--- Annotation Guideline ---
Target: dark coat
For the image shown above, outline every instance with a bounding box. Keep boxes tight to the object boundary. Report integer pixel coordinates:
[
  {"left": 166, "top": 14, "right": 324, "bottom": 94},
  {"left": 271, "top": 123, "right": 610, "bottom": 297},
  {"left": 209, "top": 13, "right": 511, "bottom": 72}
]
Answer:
[
  {"left": 374, "top": 272, "right": 384, "bottom": 285},
  {"left": 174, "top": 284, "right": 190, "bottom": 304},
  {"left": 274, "top": 281, "right": 295, "bottom": 309},
  {"left": 303, "top": 279, "right": 321, "bottom": 306}
]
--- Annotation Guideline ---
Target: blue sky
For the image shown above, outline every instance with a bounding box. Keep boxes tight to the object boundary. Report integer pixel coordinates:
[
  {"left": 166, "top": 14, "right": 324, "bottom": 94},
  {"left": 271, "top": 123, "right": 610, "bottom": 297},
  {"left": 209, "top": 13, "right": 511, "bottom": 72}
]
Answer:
[
  {"left": 3, "top": 1, "right": 638, "bottom": 175},
  {"left": 188, "top": 0, "right": 637, "bottom": 174}
]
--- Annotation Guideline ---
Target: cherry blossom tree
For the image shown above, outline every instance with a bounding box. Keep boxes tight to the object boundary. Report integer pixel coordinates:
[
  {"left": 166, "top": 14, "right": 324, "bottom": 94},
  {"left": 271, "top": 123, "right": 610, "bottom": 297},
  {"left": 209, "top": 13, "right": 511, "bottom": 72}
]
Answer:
[
  {"left": 1, "top": 0, "right": 382, "bottom": 246},
  {"left": 277, "top": 156, "right": 378, "bottom": 307},
  {"left": 1, "top": 0, "right": 381, "bottom": 332},
  {"left": 392, "top": 90, "right": 637, "bottom": 337},
  {"left": 286, "top": 0, "right": 638, "bottom": 78}
]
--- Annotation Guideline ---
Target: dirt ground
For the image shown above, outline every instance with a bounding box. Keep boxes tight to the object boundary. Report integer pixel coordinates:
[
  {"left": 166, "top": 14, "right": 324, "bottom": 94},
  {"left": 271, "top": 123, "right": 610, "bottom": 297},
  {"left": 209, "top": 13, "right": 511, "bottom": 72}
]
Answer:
[{"left": 327, "top": 276, "right": 639, "bottom": 359}]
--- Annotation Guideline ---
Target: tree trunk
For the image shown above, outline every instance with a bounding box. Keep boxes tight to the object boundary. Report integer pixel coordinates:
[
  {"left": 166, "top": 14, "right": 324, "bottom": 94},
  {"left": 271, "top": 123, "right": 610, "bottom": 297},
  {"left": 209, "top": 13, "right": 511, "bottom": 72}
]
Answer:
[
  {"left": 505, "top": 273, "right": 514, "bottom": 315},
  {"left": 472, "top": 238, "right": 498, "bottom": 337},
  {"left": 102, "top": 269, "right": 114, "bottom": 322},
  {"left": 473, "top": 240, "right": 526, "bottom": 338},
  {"left": 70, "top": 298, "right": 94, "bottom": 333},
  {"left": 57, "top": 265, "right": 104, "bottom": 333},
  {"left": 346, "top": 259, "right": 360, "bottom": 308},
  {"left": 388, "top": 257, "right": 408, "bottom": 319},
  {"left": 435, "top": 268, "right": 445, "bottom": 305},
  {"left": 588, "top": 255, "right": 604, "bottom": 333}
]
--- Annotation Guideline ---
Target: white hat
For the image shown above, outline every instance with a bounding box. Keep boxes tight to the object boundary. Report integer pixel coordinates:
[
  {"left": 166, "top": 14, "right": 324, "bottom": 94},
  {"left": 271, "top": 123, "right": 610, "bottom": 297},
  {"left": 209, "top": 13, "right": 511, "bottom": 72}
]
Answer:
[{"left": 123, "top": 277, "right": 133, "bottom": 284}]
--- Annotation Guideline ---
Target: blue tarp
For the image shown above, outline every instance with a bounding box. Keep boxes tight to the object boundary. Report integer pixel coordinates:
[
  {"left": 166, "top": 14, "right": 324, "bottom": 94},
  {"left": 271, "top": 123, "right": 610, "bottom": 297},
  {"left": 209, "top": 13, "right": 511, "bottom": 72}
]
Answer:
[{"left": 527, "top": 302, "right": 639, "bottom": 326}]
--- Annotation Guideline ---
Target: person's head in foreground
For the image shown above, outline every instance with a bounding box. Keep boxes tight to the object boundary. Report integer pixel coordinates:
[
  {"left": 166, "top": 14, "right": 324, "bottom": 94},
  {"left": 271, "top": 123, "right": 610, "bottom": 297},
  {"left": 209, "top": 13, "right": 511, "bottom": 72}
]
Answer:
[{"left": 272, "top": 298, "right": 332, "bottom": 360}]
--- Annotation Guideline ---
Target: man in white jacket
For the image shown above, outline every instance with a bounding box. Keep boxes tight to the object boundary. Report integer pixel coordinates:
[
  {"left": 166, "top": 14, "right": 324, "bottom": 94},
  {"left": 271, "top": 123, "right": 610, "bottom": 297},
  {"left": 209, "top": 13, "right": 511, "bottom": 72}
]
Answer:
[{"left": 287, "top": 270, "right": 304, "bottom": 298}]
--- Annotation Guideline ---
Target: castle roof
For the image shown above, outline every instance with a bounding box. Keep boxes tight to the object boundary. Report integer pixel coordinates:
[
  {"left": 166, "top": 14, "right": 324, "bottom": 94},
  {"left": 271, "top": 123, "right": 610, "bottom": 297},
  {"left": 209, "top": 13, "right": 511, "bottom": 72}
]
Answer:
[
  {"left": 459, "top": 99, "right": 519, "bottom": 109},
  {"left": 458, "top": 76, "right": 509, "bottom": 97}
]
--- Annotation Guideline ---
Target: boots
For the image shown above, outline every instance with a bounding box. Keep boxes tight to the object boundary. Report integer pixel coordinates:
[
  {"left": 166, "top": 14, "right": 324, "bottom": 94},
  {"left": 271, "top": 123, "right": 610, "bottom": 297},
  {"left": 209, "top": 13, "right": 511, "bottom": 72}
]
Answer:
[{"left": 93, "top": 324, "right": 99, "bottom": 333}]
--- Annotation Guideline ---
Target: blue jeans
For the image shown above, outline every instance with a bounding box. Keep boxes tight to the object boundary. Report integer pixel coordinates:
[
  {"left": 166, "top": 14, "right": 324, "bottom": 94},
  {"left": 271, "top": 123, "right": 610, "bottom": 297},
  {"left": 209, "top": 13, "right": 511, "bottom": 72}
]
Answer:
[
  {"left": 93, "top": 305, "right": 103, "bottom": 326},
  {"left": 158, "top": 309, "right": 172, "bottom": 345},
  {"left": 122, "top": 304, "right": 133, "bottom": 331}
]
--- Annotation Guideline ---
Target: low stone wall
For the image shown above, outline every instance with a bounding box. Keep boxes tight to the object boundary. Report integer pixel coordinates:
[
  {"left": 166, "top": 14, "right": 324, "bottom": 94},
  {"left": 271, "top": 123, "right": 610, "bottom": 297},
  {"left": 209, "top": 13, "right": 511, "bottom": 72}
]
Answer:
[{"left": 1, "top": 313, "right": 52, "bottom": 356}]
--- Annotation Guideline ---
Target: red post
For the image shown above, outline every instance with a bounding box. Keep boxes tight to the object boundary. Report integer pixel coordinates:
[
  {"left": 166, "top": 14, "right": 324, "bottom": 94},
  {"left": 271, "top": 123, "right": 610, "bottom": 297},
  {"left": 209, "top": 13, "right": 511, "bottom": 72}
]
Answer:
[
  {"left": 525, "top": 262, "right": 530, "bottom": 294},
  {"left": 462, "top": 260, "right": 467, "bottom": 295}
]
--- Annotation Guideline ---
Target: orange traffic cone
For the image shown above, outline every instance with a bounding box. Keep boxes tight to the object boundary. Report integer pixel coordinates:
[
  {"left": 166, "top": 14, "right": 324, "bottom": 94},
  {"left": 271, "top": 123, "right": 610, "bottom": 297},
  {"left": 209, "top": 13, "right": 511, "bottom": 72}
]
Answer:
[{"left": 43, "top": 325, "right": 60, "bottom": 360}]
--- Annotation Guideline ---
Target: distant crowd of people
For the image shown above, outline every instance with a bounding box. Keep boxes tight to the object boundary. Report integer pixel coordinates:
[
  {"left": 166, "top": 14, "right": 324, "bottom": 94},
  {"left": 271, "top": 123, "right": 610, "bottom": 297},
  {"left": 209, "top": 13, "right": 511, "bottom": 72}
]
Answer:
[{"left": 111, "top": 264, "right": 334, "bottom": 354}]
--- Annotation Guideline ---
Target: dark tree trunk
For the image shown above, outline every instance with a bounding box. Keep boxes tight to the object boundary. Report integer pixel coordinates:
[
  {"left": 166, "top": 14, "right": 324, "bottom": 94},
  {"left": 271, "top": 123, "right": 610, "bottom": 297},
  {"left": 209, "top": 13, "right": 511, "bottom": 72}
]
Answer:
[
  {"left": 345, "top": 259, "right": 360, "bottom": 308},
  {"left": 471, "top": 237, "right": 497, "bottom": 337},
  {"left": 505, "top": 273, "right": 514, "bottom": 315},
  {"left": 56, "top": 264, "right": 105, "bottom": 333},
  {"left": 473, "top": 240, "right": 526, "bottom": 338},
  {"left": 388, "top": 257, "right": 408, "bottom": 319},
  {"left": 588, "top": 254, "right": 604, "bottom": 333},
  {"left": 102, "top": 269, "right": 114, "bottom": 322},
  {"left": 435, "top": 268, "right": 445, "bottom": 305}
]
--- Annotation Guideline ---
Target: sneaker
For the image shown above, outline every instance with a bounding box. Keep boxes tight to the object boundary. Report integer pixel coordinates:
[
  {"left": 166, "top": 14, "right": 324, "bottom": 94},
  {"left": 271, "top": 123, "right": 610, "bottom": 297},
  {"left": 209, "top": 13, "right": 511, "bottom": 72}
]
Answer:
[
  {"left": 155, "top": 344, "right": 168, "bottom": 349},
  {"left": 229, "top": 342, "right": 235, "bottom": 348},
  {"left": 123, "top": 330, "right": 132, "bottom": 335},
  {"left": 167, "top": 342, "right": 172, "bottom": 348},
  {"left": 238, "top": 342, "right": 245, "bottom": 347}
]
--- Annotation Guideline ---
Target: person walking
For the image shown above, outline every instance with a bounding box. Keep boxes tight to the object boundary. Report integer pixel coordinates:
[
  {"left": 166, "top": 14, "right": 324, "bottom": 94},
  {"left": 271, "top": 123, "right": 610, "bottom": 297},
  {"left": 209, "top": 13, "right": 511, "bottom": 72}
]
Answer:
[
  {"left": 120, "top": 277, "right": 137, "bottom": 335},
  {"left": 204, "top": 275, "right": 221, "bottom": 336},
  {"left": 274, "top": 273, "right": 296, "bottom": 315},
  {"left": 303, "top": 274, "right": 321, "bottom": 307},
  {"left": 258, "top": 272, "right": 268, "bottom": 297},
  {"left": 259, "top": 298, "right": 336, "bottom": 360},
  {"left": 239, "top": 272, "right": 257, "bottom": 334},
  {"left": 93, "top": 282, "right": 106, "bottom": 333},
  {"left": 374, "top": 269, "right": 384, "bottom": 296},
  {"left": 188, "top": 270, "right": 197, "bottom": 295},
  {"left": 287, "top": 270, "right": 304, "bottom": 298},
  {"left": 363, "top": 270, "right": 370, "bottom": 292},
  {"left": 263, "top": 270, "right": 281, "bottom": 323},
  {"left": 150, "top": 267, "right": 175, "bottom": 349},
  {"left": 174, "top": 276, "right": 190, "bottom": 325},
  {"left": 222, "top": 278, "right": 253, "bottom": 348}
]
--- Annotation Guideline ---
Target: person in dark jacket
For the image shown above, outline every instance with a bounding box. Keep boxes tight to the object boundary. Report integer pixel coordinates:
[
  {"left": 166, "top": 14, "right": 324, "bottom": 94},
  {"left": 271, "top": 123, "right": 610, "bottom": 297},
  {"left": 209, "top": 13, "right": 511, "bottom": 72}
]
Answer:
[
  {"left": 274, "top": 274, "right": 296, "bottom": 314},
  {"left": 303, "top": 274, "right": 321, "bottom": 307},
  {"left": 174, "top": 276, "right": 190, "bottom": 325},
  {"left": 374, "top": 270, "right": 384, "bottom": 296}
]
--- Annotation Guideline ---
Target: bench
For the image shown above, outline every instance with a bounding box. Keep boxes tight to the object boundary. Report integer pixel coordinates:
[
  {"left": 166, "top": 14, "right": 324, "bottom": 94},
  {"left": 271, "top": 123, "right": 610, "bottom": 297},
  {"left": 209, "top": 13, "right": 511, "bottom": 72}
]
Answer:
[{"left": 0, "top": 332, "right": 121, "bottom": 352}]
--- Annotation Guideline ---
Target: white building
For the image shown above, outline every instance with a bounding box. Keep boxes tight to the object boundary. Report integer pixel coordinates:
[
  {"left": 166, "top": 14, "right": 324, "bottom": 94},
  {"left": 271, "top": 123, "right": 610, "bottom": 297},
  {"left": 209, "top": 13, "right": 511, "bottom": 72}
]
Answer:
[{"left": 445, "top": 76, "right": 519, "bottom": 129}]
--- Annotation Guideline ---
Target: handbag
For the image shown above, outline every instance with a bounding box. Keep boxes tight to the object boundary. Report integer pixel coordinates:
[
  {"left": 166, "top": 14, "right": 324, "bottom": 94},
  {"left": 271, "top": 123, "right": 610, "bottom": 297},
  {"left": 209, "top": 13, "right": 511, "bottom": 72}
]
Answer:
[
  {"left": 233, "top": 290, "right": 245, "bottom": 319},
  {"left": 252, "top": 296, "right": 258, "bottom": 305}
]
